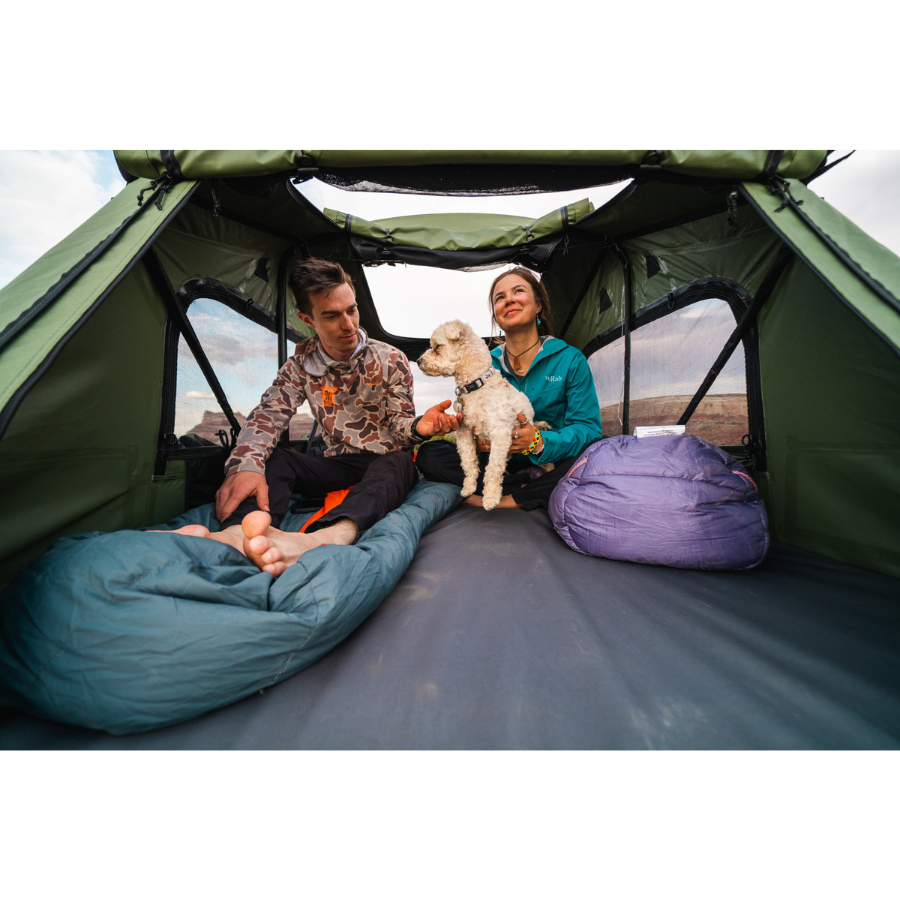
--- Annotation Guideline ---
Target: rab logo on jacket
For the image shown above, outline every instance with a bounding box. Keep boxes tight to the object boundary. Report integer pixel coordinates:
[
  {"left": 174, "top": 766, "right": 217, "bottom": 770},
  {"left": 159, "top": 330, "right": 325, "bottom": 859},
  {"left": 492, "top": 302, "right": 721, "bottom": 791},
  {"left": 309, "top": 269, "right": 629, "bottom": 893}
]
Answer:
[{"left": 319, "top": 386, "right": 339, "bottom": 409}]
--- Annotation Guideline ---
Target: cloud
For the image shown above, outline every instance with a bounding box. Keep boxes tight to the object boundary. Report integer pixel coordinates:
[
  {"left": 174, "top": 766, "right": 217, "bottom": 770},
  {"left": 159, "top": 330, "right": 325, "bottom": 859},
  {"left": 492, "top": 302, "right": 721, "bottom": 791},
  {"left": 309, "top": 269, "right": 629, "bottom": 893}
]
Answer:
[
  {"left": 0, "top": 150, "right": 124, "bottom": 289},
  {"left": 183, "top": 391, "right": 216, "bottom": 400}
]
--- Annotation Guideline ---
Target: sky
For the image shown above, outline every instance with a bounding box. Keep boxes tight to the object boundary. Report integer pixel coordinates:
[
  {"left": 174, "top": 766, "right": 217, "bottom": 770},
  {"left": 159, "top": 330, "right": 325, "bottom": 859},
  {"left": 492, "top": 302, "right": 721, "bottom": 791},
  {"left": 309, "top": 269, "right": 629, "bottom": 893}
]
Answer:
[{"left": 3, "top": 148, "right": 900, "bottom": 422}]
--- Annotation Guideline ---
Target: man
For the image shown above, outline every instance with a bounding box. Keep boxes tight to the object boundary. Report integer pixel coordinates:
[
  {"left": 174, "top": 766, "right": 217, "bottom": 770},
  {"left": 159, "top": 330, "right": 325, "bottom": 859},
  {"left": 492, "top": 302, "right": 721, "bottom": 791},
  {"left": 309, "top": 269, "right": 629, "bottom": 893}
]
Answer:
[{"left": 171, "top": 258, "right": 459, "bottom": 576}]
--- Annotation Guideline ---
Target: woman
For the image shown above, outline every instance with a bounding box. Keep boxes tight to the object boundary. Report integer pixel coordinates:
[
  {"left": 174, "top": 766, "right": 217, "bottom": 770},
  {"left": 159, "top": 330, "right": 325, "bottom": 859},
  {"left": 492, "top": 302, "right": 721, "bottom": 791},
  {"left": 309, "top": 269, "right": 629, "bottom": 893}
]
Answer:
[{"left": 416, "top": 267, "right": 603, "bottom": 509}]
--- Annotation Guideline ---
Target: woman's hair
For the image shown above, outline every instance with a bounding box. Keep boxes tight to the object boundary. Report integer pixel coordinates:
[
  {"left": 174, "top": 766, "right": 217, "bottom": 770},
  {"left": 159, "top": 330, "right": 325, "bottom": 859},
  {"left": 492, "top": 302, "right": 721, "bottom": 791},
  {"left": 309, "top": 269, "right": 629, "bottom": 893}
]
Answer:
[
  {"left": 487, "top": 266, "right": 556, "bottom": 341},
  {"left": 289, "top": 257, "right": 355, "bottom": 317}
]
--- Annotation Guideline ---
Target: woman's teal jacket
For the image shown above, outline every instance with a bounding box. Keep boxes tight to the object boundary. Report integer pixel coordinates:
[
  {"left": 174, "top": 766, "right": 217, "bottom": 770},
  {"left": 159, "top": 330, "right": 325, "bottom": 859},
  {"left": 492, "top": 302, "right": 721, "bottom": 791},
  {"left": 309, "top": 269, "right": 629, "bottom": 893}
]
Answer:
[{"left": 490, "top": 337, "right": 603, "bottom": 464}]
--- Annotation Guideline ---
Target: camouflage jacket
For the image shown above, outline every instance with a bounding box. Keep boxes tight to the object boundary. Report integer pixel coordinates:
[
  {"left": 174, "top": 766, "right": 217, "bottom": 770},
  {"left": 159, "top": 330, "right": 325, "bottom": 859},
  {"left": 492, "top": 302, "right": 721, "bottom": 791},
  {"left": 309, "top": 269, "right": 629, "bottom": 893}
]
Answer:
[{"left": 225, "top": 331, "right": 418, "bottom": 477}]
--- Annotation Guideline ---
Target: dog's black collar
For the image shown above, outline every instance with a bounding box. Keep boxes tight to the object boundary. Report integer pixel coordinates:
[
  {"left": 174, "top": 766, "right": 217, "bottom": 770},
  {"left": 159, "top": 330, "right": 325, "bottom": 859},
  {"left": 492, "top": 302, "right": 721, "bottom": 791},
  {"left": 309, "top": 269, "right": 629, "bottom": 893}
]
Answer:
[{"left": 456, "top": 368, "right": 494, "bottom": 396}]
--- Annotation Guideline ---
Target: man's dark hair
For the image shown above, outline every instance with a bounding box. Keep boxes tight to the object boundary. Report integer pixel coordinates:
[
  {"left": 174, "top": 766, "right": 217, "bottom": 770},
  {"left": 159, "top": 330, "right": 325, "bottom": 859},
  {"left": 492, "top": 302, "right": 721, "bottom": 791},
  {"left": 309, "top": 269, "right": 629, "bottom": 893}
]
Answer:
[{"left": 289, "top": 257, "right": 355, "bottom": 317}]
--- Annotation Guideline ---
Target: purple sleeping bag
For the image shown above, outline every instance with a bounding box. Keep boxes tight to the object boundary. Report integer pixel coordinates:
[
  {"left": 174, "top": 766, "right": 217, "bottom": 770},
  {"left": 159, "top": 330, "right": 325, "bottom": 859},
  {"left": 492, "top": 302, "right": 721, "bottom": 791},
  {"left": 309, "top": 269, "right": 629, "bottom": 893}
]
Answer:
[{"left": 549, "top": 434, "right": 769, "bottom": 570}]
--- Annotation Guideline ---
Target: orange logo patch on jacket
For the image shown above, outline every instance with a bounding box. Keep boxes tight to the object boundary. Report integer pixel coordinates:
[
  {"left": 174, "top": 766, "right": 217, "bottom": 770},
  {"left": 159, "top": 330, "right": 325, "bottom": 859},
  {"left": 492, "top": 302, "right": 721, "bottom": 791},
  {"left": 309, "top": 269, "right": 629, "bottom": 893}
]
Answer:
[{"left": 319, "top": 386, "right": 339, "bottom": 408}]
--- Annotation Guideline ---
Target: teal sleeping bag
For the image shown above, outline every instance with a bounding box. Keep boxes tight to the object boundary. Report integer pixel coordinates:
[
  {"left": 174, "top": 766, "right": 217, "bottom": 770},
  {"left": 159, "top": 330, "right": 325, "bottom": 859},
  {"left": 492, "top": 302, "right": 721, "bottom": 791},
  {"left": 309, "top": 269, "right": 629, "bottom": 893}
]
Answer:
[{"left": 0, "top": 480, "right": 460, "bottom": 735}]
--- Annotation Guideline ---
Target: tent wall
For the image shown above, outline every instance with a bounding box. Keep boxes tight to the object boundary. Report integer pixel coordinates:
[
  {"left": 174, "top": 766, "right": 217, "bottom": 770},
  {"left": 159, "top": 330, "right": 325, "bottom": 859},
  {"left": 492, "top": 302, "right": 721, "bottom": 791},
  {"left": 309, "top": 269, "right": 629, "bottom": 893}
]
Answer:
[
  {"left": 758, "top": 259, "right": 900, "bottom": 580},
  {"left": 0, "top": 263, "right": 185, "bottom": 591}
]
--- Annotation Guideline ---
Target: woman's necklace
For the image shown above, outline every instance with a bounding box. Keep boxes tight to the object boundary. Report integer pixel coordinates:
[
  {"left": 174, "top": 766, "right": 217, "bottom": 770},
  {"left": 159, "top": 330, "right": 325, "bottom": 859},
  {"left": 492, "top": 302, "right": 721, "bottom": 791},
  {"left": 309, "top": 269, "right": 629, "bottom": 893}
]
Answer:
[{"left": 507, "top": 337, "right": 540, "bottom": 374}]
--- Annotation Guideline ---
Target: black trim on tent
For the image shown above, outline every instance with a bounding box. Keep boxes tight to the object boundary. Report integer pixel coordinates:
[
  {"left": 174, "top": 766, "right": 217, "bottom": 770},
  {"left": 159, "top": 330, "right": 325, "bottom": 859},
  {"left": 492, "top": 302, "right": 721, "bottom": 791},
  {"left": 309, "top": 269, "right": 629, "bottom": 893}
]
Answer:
[
  {"left": 144, "top": 251, "right": 243, "bottom": 460},
  {"left": 740, "top": 182, "right": 900, "bottom": 359},
  {"left": 676, "top": 248, "right": 793, "bottom": 463},
  {"left": 0, "top": 184, "right": 198, "bottom": 444},
  {"left": 349, "top": 234, "right": 577, "bottom": 273},
  {"left": 154, "top": 312, "right": 181, "bottom": 477},
  {"left": 612, "top": 245, "right": 632, "bottom": 437},
  {"left": 0, "top": 180, "right": 189, "bottom": 356},
  {"left": 156, "top": 277, "right": 309, "bottom": 466},
  {"left": 176, "top": 278, "right": 306, "bottom": 344},
  {"left": 275, "top": 248, "right": 294, "bottom": 447},
  {"left": 803, "top": 150, "right": 855, "bottom": 185}
]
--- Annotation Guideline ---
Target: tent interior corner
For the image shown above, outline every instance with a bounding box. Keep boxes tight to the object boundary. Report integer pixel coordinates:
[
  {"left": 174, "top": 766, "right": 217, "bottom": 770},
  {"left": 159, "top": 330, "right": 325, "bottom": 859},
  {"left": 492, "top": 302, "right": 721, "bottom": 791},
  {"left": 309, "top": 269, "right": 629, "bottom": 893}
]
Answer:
[{"left": 1, "top": 150, "right": 898, "bottom": 749}]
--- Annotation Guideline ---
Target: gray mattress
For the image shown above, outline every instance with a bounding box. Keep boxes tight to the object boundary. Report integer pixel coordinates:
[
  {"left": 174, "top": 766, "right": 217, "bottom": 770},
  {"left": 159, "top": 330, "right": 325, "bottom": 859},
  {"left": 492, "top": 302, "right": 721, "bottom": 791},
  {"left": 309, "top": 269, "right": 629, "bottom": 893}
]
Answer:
[{"left": 1, "top": 505, "right": 898, "bottom": 749}]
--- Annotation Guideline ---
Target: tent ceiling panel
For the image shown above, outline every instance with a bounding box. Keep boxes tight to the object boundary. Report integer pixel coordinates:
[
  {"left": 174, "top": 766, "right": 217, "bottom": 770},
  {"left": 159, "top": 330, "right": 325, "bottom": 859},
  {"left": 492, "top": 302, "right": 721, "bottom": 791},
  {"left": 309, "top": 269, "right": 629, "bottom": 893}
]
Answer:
[
  {"left": 188, "top": 179, "right": 342, "bottom": 245},
  {"left": 621, "top": 204, "right": 784, "bottom": 317},
  {"left": 573, "top": 180, "right": 735, "bottom": 241},
  {"left": 154, "top": 204, "right": 293, "bottom": 318},
  {"left": 743, "top": 179, "right": 900, "bottom": 354}
]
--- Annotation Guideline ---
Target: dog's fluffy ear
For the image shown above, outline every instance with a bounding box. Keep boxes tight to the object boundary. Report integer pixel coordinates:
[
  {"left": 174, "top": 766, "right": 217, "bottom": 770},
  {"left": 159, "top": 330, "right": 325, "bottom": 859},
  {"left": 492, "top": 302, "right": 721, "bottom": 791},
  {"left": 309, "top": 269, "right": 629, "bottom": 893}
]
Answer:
[{"left": 443, "top": 320, "right": 466, "bottom": 342}]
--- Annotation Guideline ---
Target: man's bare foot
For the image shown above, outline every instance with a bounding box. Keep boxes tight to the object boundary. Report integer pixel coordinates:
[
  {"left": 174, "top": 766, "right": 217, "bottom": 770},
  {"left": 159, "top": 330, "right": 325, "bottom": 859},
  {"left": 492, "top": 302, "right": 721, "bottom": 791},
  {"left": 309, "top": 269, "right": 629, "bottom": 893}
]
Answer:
[
  {"left": 462, "top": 494, "right": 521, "bottom": 509},
  {"left": 240, "top": 511, "right": 358, "bottom": 577},
  {"left": 151, "top": 524, "right": 212, "bottom": 537}
]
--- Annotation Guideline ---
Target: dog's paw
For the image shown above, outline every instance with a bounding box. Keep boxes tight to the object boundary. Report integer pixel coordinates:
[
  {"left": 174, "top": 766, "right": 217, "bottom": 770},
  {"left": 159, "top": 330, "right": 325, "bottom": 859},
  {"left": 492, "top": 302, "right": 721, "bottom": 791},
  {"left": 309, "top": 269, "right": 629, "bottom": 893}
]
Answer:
[
  {"left": 538, "top": 462, "right": 555, "bottom": 473},
  {"left": 534, "top": 421, "right": 552, "bottom": 431},
  {"left": 461, "top": 477, "right": 478, "bottom": 498},
  {"left": 482, "top": 487, "right": 502, "bottom": 510}
]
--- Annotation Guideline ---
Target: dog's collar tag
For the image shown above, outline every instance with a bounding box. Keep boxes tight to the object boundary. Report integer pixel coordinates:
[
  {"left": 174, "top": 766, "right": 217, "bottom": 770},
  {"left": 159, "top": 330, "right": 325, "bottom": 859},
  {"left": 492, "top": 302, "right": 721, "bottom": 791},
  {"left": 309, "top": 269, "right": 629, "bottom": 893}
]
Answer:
[{"left": 456, "top": 368, "right": 494, "bottom": 396}]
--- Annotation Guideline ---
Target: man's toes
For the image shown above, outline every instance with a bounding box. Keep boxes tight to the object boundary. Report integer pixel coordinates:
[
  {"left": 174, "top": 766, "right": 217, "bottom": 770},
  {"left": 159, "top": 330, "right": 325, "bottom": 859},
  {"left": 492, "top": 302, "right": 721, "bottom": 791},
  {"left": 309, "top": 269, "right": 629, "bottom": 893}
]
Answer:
[{"left": 241, "top": 510, "right": 272, "bottom": 540}]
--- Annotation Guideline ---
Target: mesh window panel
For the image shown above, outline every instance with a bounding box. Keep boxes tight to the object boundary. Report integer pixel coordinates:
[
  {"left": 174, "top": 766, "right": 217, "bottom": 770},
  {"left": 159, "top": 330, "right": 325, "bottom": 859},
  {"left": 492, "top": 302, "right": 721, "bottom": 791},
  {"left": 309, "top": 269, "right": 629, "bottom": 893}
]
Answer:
[
  {"left": 629, "top": 299, "right": 748, "bottom": 444},
  {"left": 175, "top": 298, "right": 315, "bottom": 444},
  {"left": 588, "top": 336, "right": 625, "bottom": 437}
]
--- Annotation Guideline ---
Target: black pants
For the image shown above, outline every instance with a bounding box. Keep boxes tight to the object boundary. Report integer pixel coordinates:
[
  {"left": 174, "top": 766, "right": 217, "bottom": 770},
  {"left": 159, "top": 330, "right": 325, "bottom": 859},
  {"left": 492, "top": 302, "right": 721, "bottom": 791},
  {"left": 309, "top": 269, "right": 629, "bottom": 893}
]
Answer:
[
  {"left": 415, "top": 439, "right": 587, "bottom": 511},
  {"left": 221, "top": 447, "right": 417, "bottom": 534}
]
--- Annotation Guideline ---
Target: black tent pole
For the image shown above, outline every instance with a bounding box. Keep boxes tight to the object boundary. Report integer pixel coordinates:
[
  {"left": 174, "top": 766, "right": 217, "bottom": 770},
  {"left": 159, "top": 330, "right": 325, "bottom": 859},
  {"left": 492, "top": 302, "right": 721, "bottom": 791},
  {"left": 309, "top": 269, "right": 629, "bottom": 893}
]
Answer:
[
  {"left": 612, "top": 245, "right": 632, "bottom": 436},
  {"left": 144, "top": 248, "right": 242, "bottom": 444},
  {"left": 677, "top": 246, "right": 794, "bottom": 427}
]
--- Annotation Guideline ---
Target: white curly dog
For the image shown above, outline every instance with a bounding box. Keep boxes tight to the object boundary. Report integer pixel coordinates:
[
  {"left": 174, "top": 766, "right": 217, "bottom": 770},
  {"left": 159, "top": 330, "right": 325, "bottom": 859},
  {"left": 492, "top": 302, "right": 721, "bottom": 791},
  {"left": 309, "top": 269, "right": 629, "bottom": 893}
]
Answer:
[{"left": 418, "top": 319, "right": 551, "bottom": 510}]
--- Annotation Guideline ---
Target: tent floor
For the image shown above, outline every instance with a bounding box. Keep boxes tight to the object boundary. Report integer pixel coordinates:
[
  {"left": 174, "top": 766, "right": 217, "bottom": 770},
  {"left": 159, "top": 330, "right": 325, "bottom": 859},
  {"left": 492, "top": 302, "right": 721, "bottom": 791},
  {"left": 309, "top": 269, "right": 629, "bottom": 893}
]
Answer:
[{"left": 1, "top": 506, "right": 898, "bottom": 750}]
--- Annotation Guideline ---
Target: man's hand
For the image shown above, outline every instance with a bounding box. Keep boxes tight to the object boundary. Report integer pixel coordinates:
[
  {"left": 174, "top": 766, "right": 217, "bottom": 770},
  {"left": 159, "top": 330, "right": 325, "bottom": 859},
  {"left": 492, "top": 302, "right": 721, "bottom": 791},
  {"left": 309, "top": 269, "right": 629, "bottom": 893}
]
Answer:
[
  {"left": 215, "top": 471, "right": 269, "bottom": 523},
  {"left": 415, "top": 399, "right": 461, "bottom": 438}
]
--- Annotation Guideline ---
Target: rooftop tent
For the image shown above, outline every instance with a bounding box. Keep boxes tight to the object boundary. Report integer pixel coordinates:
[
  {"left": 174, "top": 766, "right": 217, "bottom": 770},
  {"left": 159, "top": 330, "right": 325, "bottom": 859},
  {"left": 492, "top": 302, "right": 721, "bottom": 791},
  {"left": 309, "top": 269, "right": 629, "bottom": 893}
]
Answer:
[{"left": 1, "top": 149, "right": 899, "bottom": 748}]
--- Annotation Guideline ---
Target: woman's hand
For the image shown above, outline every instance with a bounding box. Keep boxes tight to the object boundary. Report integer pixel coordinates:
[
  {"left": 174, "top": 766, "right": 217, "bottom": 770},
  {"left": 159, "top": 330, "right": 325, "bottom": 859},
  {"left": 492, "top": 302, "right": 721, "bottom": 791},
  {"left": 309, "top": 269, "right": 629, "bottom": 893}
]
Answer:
[{"left": 475, "top": 414, "right": 544, "bottom": 455}]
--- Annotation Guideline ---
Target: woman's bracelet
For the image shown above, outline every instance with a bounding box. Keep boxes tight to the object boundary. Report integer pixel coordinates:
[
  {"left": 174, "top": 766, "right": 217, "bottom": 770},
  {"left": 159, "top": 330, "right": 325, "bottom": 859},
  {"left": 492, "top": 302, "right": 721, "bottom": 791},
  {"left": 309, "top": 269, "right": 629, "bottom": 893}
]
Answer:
[{"left": 523, "top": 429, "right": 542, "bottom": 456}]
